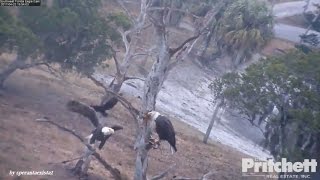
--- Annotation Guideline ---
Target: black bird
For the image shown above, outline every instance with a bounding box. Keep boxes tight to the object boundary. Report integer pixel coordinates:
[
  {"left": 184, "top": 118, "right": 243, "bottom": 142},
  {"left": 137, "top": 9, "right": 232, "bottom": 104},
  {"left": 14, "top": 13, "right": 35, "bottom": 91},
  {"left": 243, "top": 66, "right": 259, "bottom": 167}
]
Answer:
[
  {"left": 87, "top": 125, "right": 123, "bottom": 149},
  {"left": 144, "top": 111, "right": 177, "bottom": 153},
  {"left": 91, "top": 93, "right": 123, "bottom": 117}
]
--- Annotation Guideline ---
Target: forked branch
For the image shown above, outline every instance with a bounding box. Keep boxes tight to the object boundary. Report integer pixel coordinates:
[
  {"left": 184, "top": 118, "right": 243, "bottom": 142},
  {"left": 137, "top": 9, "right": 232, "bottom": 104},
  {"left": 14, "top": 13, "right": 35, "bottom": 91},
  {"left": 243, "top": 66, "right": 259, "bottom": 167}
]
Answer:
[
  {"left": 35, "top": 118, "right": 123, "bottom": 180},
  {"left": 150, "top": 164, "right": 177, "bottom": 180}
]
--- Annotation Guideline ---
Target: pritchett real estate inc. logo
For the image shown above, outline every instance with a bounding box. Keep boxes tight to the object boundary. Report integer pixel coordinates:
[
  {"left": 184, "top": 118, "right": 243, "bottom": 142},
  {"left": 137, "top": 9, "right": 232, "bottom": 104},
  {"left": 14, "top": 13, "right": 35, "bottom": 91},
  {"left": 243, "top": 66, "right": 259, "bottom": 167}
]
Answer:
[{"left": 242, "top": 158, "right": 317, "bottom": 179}]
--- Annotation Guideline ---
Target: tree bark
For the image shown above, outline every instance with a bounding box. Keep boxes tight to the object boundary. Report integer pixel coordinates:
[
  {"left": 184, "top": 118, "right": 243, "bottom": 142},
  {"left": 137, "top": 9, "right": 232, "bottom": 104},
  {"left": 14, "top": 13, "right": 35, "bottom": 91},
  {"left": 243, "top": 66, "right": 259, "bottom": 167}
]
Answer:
[
  {"left": 203, "top": 101, "right": 223, "bottom": 144},
  {"left": 197, "top": 30, "right": 213, "bottom": 58},
  {"left": 0, "top": 58, "right": 25, "bottom": 88},
  {"left": 133, "top": 1, "right": 220, "bottom": 178},
  {"left": 80, "top": 146, "right": 94, "bottom": 175},
  {"left": 100, "top": 0, "right": 148, "bottom": 105},
  {"left": 0, "top": 57, "right": 45, "bottom": 89},
  {"left": 134, "top": 21, "right": 171, "bottom": 180},
  {"left": 233, "top": 48, "right": 245, "bottom": 69}
]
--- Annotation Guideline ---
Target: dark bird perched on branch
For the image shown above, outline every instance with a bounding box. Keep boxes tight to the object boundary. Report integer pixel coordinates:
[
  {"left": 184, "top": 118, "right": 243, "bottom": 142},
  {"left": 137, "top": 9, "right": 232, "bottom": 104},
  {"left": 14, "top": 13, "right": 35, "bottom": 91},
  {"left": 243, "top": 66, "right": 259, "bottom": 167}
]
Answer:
[
  {"left": 144, "top": 111, "right": 177, "bottom": 153},
  {"left": 87, "top": 125, "right": 123, "bottom": 150},
  {"left": 91, "top": 93, "right": 123, "bottom": 117}
]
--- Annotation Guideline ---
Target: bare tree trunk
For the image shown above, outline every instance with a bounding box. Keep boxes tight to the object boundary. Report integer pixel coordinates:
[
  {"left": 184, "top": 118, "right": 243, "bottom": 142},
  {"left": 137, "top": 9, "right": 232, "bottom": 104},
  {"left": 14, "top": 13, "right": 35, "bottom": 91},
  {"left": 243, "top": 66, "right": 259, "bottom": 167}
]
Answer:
[
  {"left": 80, "top": 146, "right": 94, "bottom": 176},
  {"left": 301, "top": 1, "right": 319, "bottom": 44},
  {"left": 233, "top": 48, "right": 245, "bottom": 69},
  {"left": 0, "top": 57, "right": 44, "bottom": 89},
  {"left": 132, "top": 1, "right": 223, "bottom": 178},
  {"left": 0, "top": 58, "right": 25, "bottom": 88},
  {"left": 100, "top": 0, "right": 148, "bottom": 105},
  {"left": 134, "top": 20, "right": 171, "bottom": 180},
  {"left": 197, "top": 30, "right": 213, "bottom": 58},
  {"left": 203, "top": 101, "right": 223, "bottom": 144}
]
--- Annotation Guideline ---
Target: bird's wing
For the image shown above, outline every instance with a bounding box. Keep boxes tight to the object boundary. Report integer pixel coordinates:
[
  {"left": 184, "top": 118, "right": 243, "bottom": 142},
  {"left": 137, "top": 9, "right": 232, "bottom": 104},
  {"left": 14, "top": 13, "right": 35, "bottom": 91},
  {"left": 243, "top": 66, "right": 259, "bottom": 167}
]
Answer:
[
  {"left": 98, "top": 135, "right": 111, "bottom": 149},
  {"left": 111, "top": 125, "right": 123, "bottom": 131},
  {"left": 156, "top": 115, "right": 177, "bottom": 151},
  {"left": 66, "top": 100, "right": 100, "bottom": 127},
  {"left": 103, "top": 97, "right": 119, "bottom": 110},
  {"left": 98, "top": 138, "right": 107, "bottom": 149}
]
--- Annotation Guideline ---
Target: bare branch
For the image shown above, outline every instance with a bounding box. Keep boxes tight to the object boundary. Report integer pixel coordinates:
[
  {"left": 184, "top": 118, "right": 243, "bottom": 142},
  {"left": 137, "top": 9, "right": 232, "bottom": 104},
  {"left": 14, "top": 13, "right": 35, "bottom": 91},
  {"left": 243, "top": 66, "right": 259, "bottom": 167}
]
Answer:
[
  {"left": 48, "top": 155, "right": 86, "bottom": 165},
  {"left": 105, "top": 89, "right": 140, "bottom": 122},
  {"left": 124, "top": 76, "right": 145, "bottom": 81},
  {"left": 172, "top": 171, "right": 215, "bottom": 180},
  {"left": 87, "top": 76, "right": 140, "bottom": 123},
  {"left": 195, "top": 2, "right": 225, "bottom": 33},
  {"left": 111, "top": 48, "right": 122, "bottom": 75},
  {"left": 165, "top": 1, "right": 174, "bottom": 25},
  {"left": 225, "top": 109, "right": 265, "bottom": 135},
  {"left": 142, "top": 23, "right": 152, "bottom": 31},
  {"left": 92, "top": 151, "right": 122, "bottom": 180},
  {"left": 35, "top": 118, "right": 84, "bottom": 141},
  {"left": 35, "top": 119, "right": 123, "bottom": 180},
  {"left": 19, "top": 61, "right": 48, "bottom": 70},
  {"left": 116, "top": 0, "right": 135, "bottom": 23},
  {"left": 87, "top": 75, "right": 108, "bottom": 92},
  {"left": 173, "top": 177, "right": 200, "bottom": 180},
  {"left": 41, "top": 63, "right": 64, "bottom": 79},
  {"left": 169, "top": 34, "right": 200, "bottom": 57},
  {"left": 132, "top": 53, "right": 149, "bottom": 58},
  {"left": 117, "top": 0, "right": 149, "bottom": 75},
  {"left": 148, "top": 7, "right": 201, "bottom": 19},
  {"left": 201, "top": 171, "right": 215, "bottom": 180},
  {"left": 150, "top": 164, "right": 176, "bottom": 180},
  {"left": 118, "top": 29, "right": 131, "bottom": 55}
]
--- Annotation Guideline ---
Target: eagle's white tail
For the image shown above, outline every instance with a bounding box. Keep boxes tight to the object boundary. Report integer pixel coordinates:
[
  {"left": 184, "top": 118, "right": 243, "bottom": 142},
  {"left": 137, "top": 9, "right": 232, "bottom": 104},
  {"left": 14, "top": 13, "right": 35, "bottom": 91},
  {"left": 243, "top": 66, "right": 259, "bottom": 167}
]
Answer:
[
  {"left": 86, "top": 134, "right": 93, "bottom": 144},
  {"left": 86, "top": 134, "right": 93, "bottom": 139},
  {"left": 170, "top": 146, "right": 174, "bottom": 154}
]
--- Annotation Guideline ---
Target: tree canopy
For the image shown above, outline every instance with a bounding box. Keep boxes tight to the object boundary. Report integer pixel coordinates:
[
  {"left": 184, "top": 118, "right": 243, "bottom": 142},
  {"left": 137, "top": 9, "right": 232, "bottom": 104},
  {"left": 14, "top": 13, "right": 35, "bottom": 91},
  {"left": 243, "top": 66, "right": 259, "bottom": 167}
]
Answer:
[
  {"left": 0, "top": 0, "right": 130, "bottom": 75},
  {"left": 211, "top": 50, "right": 320, "bottom": 161},
  {"left": 194, "top": 0, "right": 273, "bottom": 67}
]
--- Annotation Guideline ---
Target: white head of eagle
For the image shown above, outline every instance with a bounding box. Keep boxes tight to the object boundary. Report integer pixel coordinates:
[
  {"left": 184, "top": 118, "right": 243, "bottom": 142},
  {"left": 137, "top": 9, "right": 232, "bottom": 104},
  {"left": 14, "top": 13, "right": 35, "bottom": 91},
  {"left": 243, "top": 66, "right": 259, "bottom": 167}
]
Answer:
[
  {"left": 88, "top": 125, "right": 122, "bottom": 150},
  {"left": 145, "top": 111, "right": 177, "bottom": 153},
  {"left": 101, "top": 127, "right": 114, "bottom": 136},
  {"left": 147, "top": 111, "right": 161, "bottom": 121}
]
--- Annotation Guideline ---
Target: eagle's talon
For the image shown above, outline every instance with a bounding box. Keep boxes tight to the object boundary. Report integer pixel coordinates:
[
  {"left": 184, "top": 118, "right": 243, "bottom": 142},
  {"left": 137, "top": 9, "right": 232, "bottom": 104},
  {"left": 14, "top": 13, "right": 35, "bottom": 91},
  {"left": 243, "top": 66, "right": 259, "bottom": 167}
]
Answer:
[
  {"left": 148, "top": 137, "right": 160, "bottom": 149},
  {"left": 144, "top": 111, "right": 177, "bottom": 153}
]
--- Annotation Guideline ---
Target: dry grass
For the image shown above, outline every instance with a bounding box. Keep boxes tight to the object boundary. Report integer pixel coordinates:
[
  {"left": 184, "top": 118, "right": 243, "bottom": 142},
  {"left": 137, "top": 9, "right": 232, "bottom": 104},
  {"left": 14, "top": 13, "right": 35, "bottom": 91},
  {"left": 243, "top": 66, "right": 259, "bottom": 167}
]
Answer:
[{"left": 0, "top": 67, "right": 265, "bottom": 180}]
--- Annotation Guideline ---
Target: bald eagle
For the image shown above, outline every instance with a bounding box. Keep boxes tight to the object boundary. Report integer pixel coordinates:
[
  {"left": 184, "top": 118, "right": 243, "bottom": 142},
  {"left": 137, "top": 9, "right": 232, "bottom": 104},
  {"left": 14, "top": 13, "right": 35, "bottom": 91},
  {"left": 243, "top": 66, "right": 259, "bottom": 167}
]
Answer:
[
  {"left": 145, "top": 111, "right": 177, "bottom": 153},
  {"left": 91, "top": 93, "right": 123, "bottom": 117},
  {"left": 87, "top": 125, "right": 123, "bottom": 149}
]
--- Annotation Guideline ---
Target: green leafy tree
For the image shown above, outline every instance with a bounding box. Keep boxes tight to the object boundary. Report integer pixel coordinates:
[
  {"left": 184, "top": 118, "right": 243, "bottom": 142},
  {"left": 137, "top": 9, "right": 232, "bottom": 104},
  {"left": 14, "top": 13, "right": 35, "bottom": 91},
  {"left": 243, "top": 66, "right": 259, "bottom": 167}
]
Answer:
[
  {"left": 0, "top": 0, "right": 122, "bottom": 88},
  {"left": 211, "top": 51, "right": 320, "bottom": 165},
  {"left": 198, "top": 0, "right": 273, "bottom": 68},
  {"left": 216, "top": 0, "right": 273, "bottom": 67}
]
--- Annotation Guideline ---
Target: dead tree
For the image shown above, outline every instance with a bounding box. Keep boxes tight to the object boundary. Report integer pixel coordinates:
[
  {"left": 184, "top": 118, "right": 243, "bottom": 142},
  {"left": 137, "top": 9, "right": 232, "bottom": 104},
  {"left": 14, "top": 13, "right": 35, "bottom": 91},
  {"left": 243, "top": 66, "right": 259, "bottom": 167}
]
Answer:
[
  {"left": 35, "top": 117, "right": 124, "bottom": 180},
  {"left": 65, "top": 100, "right": 125, "bottom": 179},
  {"left": 133, "top": 1, "right": 224, "bottom": 179},
  {"left": 0, "top": 55, "right": 47, "bottom": 89},
  {"left": 85, "top": 1, "right": 224, "bottom": 178},
  {"left": 96, "top": 0, "right": 150, "bottom": 106},
  {"left": 203, "top": 100, "right": 224, "bottom": 144}
]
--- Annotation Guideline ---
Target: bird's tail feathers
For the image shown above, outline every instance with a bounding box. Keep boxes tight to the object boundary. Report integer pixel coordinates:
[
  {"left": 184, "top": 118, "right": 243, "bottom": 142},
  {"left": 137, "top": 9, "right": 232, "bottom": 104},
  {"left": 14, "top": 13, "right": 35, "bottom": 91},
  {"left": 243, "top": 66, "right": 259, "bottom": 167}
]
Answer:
[
  {"left": 170, "top": 145, "right": 177, "bottom": 154},
  {"left": 86, "top": 134, "right": 93, "bottom": 139},
  {"left": 170, "top": 144, "right": 177, "bottom": 154}
]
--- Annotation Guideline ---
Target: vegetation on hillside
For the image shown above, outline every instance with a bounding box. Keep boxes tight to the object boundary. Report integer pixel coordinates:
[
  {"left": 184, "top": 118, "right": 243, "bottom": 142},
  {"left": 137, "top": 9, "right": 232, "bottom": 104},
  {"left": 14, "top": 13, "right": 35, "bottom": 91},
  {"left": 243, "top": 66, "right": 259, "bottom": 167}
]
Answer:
[
  {"left": 0, "top": 0, "right": 132, "bottom": 88},
  {"left": 196, "top": 0, "right": 274, "bottom": 68},
  {"left": 211, "top": 50, "right": 320, "bottom": 165},
  {"left": 4, "top": 0, "right": 320, "bottom": 179}
]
